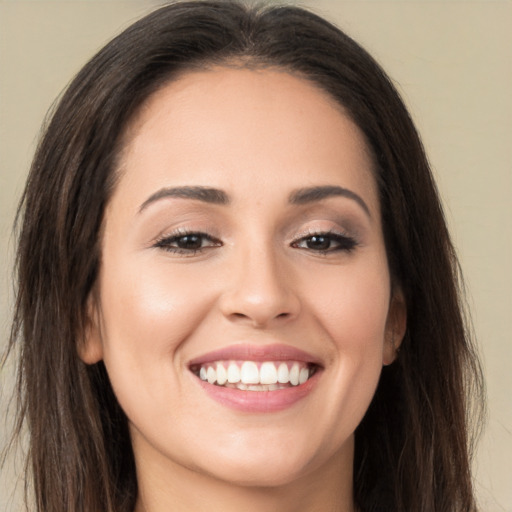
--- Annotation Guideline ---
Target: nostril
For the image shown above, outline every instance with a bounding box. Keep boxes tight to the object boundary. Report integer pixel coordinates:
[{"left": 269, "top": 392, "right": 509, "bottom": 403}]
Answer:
[
  {"left": 220, "top": 284, "right": 300, "bottom": 327},
  {"left": 226, "top": 309, "right": 292, "bottom": 328}
]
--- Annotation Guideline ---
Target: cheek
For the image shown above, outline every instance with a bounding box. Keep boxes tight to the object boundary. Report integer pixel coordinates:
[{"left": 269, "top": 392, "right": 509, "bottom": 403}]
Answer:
[
  {"left": 302, "top": 256, "right": 391, "bottom": 404},
  {"left": 306, "top": 256, "right": 391, "bottom": 348},
  {"left": 95, "top": 254, "right": 220, "bottom": 430},
  {"left": 99, "top": 254, "right": 214, "bottom": 351},
  {"left": 95, "top": 254, "right": 219, "bottom": 410}
]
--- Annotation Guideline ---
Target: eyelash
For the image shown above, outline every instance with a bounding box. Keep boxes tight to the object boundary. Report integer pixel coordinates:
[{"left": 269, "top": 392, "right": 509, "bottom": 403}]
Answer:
[
  {"left": 153, "top": 229, "right": 358, "bottom": 255},
  {"left": 291, "top": 230, "right": 358, "bottom": 254},
  {"left": 153, "top": 229, "right": 222, "bottom": 255}
]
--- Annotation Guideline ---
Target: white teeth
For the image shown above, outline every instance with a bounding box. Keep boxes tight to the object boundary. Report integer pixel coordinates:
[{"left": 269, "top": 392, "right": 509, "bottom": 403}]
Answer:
[
  {"left": 289, "top": 363, "right": 300, "bottom": 386},
  {"left": 227, "top": 362, "right": 240, "bottom": 383},
  {"left": 206, "top": 366, "right": 216, "bottom": 384},
  {"left": 216, "top": 363, "right": 227, "bottom": 385},
  {"left": 277, "top": 362, "right": 289, "bottom": 383},
  {"left": 240, "top": 361, "right": 259, "bottom": 384},
  {"left": 260, "top": 362, "right": 278, "bottom": 384},
  {"left": 196, "top": 360, "right": 315, "bottom": 388}
]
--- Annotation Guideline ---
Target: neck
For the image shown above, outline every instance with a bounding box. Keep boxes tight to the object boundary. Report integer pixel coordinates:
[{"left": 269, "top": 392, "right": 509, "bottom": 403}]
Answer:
[{"left": 133, "top": 437, "right": 355, "bottom": 512}]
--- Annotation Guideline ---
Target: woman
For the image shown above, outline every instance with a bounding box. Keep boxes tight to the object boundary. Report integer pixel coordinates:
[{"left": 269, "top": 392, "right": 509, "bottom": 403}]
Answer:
[{"left": 5, "top": 1, "right": 483, "bottom": 511}]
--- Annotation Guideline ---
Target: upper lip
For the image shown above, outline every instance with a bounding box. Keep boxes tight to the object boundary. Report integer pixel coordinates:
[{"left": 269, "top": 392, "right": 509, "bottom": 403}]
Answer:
[{"left": 188, "top": 343, "right": 323, "bottom": 367}]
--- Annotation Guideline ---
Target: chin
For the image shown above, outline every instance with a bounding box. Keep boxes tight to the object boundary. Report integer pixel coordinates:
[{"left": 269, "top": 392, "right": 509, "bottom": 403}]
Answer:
[
  {"left": 206, "top": 458, "right": 311, "bottom": 488},
  {"left": 193, "top": 436, "right": 337, "bottom": 489}
]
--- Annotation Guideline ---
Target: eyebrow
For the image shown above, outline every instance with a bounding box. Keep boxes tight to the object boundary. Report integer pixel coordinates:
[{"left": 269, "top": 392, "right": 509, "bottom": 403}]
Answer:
[
  {"left": 139, "top": 184, "right": 370, "bottom": 217},
  {"left": 139, "top": 186, "right": 230, "bottom": 212},
  {"left": 289, "top": 185, "right": 371, "bottom": 217}
]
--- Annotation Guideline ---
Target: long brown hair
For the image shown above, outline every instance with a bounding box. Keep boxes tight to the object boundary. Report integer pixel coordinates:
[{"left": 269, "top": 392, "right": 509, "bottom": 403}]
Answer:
[{"left": 4, "top": 2, "right": 484, "bottom": 511}]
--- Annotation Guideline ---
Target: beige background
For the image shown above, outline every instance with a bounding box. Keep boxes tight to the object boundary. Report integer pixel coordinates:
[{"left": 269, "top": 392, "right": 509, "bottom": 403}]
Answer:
[{"left": 1, "top": 1, "right": 510, "bottom": 510}]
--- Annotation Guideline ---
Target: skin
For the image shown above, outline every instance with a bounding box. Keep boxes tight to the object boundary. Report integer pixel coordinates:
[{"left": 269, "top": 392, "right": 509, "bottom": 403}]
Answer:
[{"left": 82, "top": 67, "right": 406, "bottom": 512}]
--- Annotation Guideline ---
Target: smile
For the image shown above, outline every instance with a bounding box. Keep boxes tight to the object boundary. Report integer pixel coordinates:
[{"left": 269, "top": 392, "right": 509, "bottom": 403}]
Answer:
[
  {"left": 191, "top": 360, "right": 318, "bottom": 390},
  {"left": 188, "top": 344, "right": 322, "bottom": 412}
]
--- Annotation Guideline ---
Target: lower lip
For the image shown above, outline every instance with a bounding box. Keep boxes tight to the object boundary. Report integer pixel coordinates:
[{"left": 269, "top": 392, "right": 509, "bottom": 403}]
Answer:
[{"left": 194, "top": 371, "right": 320, "bottom": 413}]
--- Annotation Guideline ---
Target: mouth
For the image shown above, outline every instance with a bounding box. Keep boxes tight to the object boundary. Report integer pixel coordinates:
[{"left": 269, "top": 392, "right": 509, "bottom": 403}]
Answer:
[
  {"left": 188, "top": 344, "right": 322, "bottom": 412},
  {"left": 190, "top": 360, "right": 319, "bottom": 391}
]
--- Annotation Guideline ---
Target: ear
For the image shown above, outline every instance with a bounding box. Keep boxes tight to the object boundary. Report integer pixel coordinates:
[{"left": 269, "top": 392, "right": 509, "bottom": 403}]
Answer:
[
  {"left": 78, "top": 293, "right": 104, "bottom": 364},
  {"left": 383, "top": 287, "right": 407, "bottom": 366}
]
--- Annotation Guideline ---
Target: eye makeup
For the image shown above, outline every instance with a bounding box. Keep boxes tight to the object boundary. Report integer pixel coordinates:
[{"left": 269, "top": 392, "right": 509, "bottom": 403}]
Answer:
[
  {"left": 290, "top": 228, "right": 358, "bottom": 254},
  {"left": 153, "top": 229, "right": 222, "bottom": 255}
]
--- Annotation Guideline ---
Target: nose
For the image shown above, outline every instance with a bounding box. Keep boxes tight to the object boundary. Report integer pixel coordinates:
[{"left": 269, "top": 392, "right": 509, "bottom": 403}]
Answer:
[{"left": 219, "top": 245, "right": 301, "bottom": 328}]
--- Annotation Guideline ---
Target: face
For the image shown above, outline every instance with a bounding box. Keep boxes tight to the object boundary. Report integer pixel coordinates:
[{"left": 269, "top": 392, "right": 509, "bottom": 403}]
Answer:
[{"left": 83, "top": 67, "right": 405, "bottom": 489}]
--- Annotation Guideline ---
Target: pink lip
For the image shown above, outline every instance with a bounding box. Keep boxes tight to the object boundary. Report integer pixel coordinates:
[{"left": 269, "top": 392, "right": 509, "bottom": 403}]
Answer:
[
  {"left": 188, "top": 343, "right": 323, "bottom": 366},
  {"left": 194, "top": 372, "right": 320, "bottom": 413},
  {"left": 188, "top": 343, "right": 323, "bottom": 413}
]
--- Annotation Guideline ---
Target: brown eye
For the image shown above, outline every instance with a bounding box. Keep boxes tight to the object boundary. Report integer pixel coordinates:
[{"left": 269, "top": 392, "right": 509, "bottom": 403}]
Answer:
[
  {"left": 154, "top": 232, "right": 221, "bottom": 254},
  {"left": 305, "top": 235, "right": 331, "bottom": 251},
  {"left": 175, "top": 234, "right": 203, "bottom": 250},
  {"left": 292, "top": 232, "right": 357, "bottom": 253}
]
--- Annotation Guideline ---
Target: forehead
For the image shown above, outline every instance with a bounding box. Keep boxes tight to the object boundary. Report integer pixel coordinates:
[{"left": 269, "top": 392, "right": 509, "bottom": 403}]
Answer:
[{"left": 114, "top": 67, "right": 378, "bottom": 215}]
